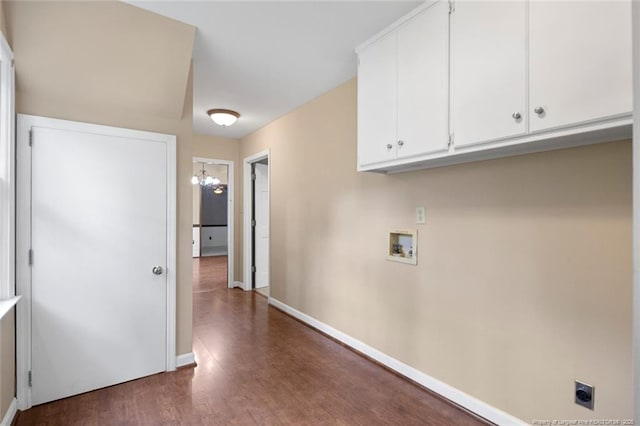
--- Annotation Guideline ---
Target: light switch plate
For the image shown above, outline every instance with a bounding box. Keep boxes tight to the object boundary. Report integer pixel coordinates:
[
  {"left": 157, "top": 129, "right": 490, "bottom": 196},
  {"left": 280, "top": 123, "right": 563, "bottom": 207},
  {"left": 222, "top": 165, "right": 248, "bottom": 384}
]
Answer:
[{"left": 416, "top": 207, "right": 425, "bottom": 224}]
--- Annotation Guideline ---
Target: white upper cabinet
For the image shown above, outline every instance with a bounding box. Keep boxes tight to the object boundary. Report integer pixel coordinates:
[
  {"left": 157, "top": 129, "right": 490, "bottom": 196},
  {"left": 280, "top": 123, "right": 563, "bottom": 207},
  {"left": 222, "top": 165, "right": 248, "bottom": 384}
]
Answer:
[
  {"left": 529, "top": 1, "right": 632, "bottom": 132},
  {"left": 356, "top": 0, "right": 632, "bottom": 173},
  {"left": 357, "top": 33, "right": 397, "bottom": 167},
  {"left": 450, "top": 1, "right": 527, "bottom": 147},
  {"left": 357, "top": 1, "right": 449, "bottom": 169},
  {"left": 396, "top": 0, "right": 449, "bottom": 159}
]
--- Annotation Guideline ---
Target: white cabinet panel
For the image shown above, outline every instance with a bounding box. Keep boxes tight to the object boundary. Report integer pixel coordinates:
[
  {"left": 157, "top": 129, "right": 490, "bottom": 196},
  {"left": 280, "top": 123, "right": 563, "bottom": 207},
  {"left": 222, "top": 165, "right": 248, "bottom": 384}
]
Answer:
[
  {"left": 529, "top": 1, "right": 632, "bottom": 132},
  {"left": 397, "top": 0, "right": 449, "bottom": 159},
  {"left": 357, "top": 1, "right": 450, "bottom": 169},
  {"left": 357, "top": 33, "right": 397, "bottom": 167},
  {"left": 192, "top": 227, "right": 200, "bottom": 258},
  {"left": 356, "top": 0, "right": 632, "bottom": 174},
  {"left": 451, "top": 1, "right": 527, "bottom": 147}
]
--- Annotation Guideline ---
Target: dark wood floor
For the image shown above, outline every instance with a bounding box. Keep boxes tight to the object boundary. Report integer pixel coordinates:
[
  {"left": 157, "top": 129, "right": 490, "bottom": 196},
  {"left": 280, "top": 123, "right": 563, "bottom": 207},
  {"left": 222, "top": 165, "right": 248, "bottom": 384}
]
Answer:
[
  {"left": 193, "top": 255, "right": 228, "bottom": 293},
  {"left": 16, "top": 256, "right": 488, "bottom": 425}
]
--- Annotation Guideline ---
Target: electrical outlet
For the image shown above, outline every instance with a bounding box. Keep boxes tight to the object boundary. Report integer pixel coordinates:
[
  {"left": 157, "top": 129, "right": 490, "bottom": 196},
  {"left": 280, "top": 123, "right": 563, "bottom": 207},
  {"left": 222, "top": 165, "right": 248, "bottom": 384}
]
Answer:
[
  {"left": 416, "top": 207, "right": 425, "bottom": 224},
  {"left": 575, "top": 380, "right": 594, "bottom": 410}
]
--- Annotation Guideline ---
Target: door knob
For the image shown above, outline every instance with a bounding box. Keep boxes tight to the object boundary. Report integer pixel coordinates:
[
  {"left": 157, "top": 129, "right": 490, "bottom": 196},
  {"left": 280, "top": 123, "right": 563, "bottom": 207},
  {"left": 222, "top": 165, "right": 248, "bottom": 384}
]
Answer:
[
  {"left": 512, "top": 112, "right": 521, "bottom": 120},
  {"left": 152, "top": 266, "right": 164, "bottom": 275},
  {"left": 534, "top": 106, "right": 545, "bottom": 115}
]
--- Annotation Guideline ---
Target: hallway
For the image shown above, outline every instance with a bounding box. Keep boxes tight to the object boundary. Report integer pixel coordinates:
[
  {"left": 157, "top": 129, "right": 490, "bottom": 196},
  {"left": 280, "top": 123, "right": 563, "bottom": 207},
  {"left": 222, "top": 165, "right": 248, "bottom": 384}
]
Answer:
[{"left": 16, "top": 256, "right": 487, "bottom": 425}]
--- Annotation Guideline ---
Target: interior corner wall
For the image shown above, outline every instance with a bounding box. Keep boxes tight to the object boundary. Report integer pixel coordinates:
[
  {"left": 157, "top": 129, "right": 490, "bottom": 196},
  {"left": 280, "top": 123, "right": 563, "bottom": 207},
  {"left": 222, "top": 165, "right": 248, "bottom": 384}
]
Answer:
[
  {"left": 193, "top": 134, "right": 242, "bottom": 282},
  {"left": 239, "top": 78, "right": 632, "bottom": 422}
]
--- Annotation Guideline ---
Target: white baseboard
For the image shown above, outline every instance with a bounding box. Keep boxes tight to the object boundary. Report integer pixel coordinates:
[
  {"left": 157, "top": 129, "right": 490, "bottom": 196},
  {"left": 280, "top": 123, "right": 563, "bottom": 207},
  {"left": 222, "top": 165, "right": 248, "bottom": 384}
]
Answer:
[
  {"left": 233, "top": 281, "right": 244, "bottom": 289},
  {"left": 1, "top": 397, "right": 17, "bottom": 426},
  {"left": 268, "top": 297, "right": 527, "bottom": 426},
  {"left": 176, "top": 352, "right": 195, "bottom": 368}
]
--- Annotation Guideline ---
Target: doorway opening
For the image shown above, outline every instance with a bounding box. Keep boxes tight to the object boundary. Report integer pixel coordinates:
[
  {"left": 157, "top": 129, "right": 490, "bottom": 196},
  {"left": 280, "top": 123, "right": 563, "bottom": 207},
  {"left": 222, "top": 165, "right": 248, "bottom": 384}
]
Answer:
[
  {"left": 192, "top": 157, "right": 235, "bottom": 290},
  {"left": 243, "top": 150, "right": 270, "bottom": 297}
]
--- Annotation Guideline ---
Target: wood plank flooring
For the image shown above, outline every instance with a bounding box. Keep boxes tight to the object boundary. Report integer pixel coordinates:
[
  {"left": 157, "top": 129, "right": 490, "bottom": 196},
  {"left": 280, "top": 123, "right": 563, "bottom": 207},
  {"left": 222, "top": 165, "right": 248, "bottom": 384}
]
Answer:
[
  {"left": 193, "top": 255, "right": 228, "bottom": 293},
  {"left": 16, "top": 256, "right": 489, "bottom": 425}
]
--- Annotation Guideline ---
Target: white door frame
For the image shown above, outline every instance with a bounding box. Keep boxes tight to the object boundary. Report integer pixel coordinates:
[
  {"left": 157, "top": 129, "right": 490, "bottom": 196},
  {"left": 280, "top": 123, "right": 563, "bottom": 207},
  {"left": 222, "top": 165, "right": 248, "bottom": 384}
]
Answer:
[
  {"left": 0, "top": 33, "right": 15, "bottom": 302},
  {"left": 15, "top": 114, "right": 177, "bottom": 410},
  {"left": 243, "top": 149, "right": 270, "bottom": 292},
  {"left": 192, "top": 157, "right": 235, "bottom": 288}
]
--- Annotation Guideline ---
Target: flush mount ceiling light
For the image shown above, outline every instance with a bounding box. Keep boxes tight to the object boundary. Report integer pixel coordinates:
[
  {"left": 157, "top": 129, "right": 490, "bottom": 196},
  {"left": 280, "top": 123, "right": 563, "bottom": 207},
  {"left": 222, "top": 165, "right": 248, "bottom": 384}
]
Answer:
[
  {"left": 207, "top": 109, "right": 240, "bottom": 127},
  {"left": 191, "top": 162, "right": 221, "bottom": 186}
]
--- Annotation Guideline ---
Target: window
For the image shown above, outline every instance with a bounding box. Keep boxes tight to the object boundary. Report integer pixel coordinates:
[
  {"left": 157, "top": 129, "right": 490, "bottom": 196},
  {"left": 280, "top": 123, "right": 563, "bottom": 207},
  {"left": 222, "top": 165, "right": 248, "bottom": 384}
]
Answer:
[{"left": 0, "top": 32, "right": 15, "bottom": 303}]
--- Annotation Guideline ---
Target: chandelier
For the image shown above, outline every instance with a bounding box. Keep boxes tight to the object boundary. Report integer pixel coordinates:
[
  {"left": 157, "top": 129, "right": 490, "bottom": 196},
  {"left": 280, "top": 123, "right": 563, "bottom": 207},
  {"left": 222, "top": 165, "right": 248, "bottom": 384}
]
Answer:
[{"left": 191, "top": 162, "right": 221, "bottom": 186}]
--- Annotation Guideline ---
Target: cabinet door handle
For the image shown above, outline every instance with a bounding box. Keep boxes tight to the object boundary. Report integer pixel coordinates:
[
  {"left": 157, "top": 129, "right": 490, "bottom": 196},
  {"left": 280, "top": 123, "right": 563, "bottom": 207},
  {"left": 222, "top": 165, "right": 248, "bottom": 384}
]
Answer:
[
  {"left": 386, "top": 143, "right": 393, "bottom": 150},
  {"left": 534, "top": 106, "right": 545, "bottom": 115},
  {"left": 397, "top": 140, "right": 404, "bottom": 147},
  {"left": 512, "top": 112, "right": 521, "bottom": 120}
]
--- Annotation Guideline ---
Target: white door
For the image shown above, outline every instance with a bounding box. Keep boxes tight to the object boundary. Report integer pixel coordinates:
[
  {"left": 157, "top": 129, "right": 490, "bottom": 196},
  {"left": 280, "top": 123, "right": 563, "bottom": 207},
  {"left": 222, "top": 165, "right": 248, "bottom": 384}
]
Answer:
[
  {"left": 450, "top": 1, "right": 527, "bottom": 147},
  {"left": 29, "top": 124, "right": 169, "bottom": 405},
  {"left": 397, "top": 0, "right": 449, "bottom": 159},
  {"left": 357, "top": 33, "right": 397, "bottom": 167},
  {"left": 529, "top": 1, "right": 632, "bottom": 132},
  {"left": 254, "top": 163, "right": 269, "bottom": 289}
]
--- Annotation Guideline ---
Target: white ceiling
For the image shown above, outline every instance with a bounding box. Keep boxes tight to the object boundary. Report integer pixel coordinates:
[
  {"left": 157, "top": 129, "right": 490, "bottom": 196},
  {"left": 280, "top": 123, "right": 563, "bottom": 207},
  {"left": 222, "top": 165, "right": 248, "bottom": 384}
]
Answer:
[{"left": 126, "top": 1, "right": 421, "bottom": 139}]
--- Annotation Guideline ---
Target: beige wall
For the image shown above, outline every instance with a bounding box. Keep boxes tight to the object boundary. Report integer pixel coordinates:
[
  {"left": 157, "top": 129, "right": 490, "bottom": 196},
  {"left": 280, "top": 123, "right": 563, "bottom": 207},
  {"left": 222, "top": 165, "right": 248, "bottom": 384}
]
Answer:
[
  {"left": 6, "top": 1, "right": 193, "bottom": 120},
  {"left": 193, "top": 134, "right": 242, "bottom": 282},
  {"left": 5, "top": 1, "right": 195, "bottom": 359},
  {"left": 0, "top": 0, "right": 6, "bottom": 39},
  {"left": 0, "top": 312, "right": 14, "bottom": 418},
  {"left": 241, "top": 78, "right": 632, "bottom": 422}
]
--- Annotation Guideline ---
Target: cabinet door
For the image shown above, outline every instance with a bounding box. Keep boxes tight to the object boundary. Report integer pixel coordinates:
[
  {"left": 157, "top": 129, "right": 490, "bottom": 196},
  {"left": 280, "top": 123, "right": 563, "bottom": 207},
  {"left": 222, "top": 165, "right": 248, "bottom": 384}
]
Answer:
[
  {"left": 530, "top": 1, "right": 632, "bottom": 132},
  {"left": 396, "top": 1, "right": 449, "bottom": 159},
  {"left": 357, "top": 33, "right": 397, "bottom": 167},
  {"left": 192, "top": 227, "right": 200, "bottom": 258},
  {"left": 450, "top": 1, "right": 527, "bottom": 147}
]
